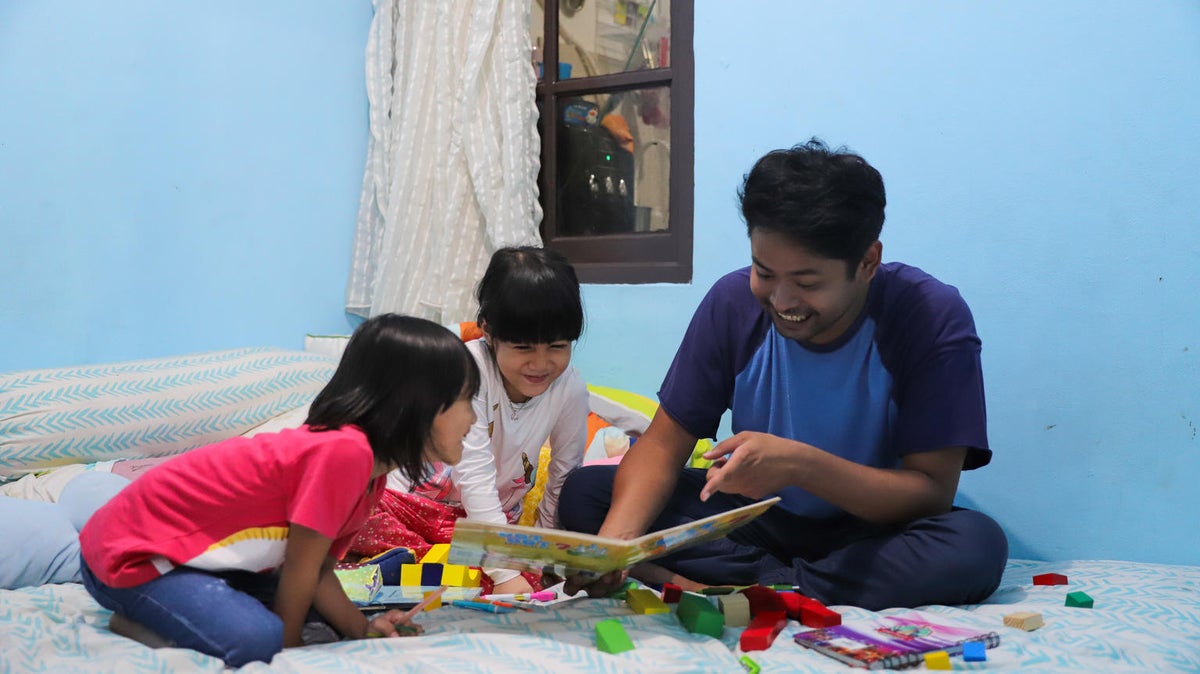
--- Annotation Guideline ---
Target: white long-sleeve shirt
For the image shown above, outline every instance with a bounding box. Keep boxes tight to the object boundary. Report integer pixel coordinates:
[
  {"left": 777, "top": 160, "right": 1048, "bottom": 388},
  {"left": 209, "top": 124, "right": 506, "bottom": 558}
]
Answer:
[{"left": 387, "top": 338, "right": 589, "bottom": 583}]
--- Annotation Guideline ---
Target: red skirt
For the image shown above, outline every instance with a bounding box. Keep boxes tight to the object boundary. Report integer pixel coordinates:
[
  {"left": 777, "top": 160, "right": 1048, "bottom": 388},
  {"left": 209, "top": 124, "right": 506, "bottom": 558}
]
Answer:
[{"left": 349, "top": 488, "right": 542, "bottom": 594}]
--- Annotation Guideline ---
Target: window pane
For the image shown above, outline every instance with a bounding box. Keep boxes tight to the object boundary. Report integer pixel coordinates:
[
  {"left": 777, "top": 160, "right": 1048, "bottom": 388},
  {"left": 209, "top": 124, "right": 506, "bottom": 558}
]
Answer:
[
  {"left": 555, "top": 86, "right": 671, "bottom": 237},
  {"left": 532, "top": 0, "right": 670, "bottom": 81}
]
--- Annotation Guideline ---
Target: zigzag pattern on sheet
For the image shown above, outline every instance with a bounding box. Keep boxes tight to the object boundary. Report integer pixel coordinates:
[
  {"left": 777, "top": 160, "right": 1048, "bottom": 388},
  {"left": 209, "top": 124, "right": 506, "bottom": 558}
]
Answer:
[
  {"left": 4, "top": 560, "right": 1200, "bottom": 673},
  {"left": 0, "top": 348, "right": 335, "bottom": 480}
]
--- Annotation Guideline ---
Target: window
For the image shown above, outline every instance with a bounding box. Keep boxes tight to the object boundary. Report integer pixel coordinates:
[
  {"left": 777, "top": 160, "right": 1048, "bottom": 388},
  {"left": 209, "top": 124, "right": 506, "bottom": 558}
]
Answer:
[{"left": 532, "top": 0, "right": 693, "bottom": 283}]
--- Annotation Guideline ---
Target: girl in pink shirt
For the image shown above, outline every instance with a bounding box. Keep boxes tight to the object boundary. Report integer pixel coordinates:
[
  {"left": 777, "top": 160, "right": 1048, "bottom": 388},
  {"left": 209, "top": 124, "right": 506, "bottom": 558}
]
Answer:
[{"left": 78, "top": 315, "right": 480, "bottom": 667}]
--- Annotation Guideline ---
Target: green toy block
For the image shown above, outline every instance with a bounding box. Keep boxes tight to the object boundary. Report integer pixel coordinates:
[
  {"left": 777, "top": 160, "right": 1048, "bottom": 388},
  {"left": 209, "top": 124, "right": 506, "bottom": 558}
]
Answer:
[
  {"left": 595, "top": 619, "right": 635, "bottom": 654},
  {"left": 1065, "top": 590, "right": 1094, "bottom": 608},
  {"left": 738, "top": 654, "right": 762, "bottom": 674},
  {"left": 626, "top": 588, "right": 669, "bottom": 614},
  {"left": 677, "top": 592, "right": 724, "bottom": 638}
]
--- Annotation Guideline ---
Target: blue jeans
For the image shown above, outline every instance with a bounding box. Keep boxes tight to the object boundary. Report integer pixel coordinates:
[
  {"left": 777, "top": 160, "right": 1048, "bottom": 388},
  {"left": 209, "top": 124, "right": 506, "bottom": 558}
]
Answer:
[
  {"left": 80, "top": 558, "right": 284, "bottom": 667},
  {"left": 558, "top": 466, "right": 1009, "bottom": 610}
]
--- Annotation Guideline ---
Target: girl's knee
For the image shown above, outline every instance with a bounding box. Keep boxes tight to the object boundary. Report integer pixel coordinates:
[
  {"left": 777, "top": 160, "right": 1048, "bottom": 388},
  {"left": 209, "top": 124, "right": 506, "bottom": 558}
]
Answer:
[
  {"left": 220, "top": 616, "right": 283, "bottom": 668},
  {"left": 557, "top": 465, "right": 615, "bottom": 532}
]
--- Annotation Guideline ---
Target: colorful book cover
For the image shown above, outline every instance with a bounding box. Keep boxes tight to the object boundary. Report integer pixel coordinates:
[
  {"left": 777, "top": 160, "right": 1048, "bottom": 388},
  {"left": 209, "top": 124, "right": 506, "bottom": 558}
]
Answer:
[
  {"left": 792, "top": 611, "right": 1001, "bottom": 669},
  {"left": 447, "top": 497, "right": 781, "bottom": 576}
]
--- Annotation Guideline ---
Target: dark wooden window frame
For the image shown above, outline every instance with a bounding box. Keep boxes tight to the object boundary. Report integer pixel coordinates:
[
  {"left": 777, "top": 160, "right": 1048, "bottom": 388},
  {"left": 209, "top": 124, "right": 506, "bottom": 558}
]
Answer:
[{"left": 536, "top": 0, "right": 693, "bottom": 284}]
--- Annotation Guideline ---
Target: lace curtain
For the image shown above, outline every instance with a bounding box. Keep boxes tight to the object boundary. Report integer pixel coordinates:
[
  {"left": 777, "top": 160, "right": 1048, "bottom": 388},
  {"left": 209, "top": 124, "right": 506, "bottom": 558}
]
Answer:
[{"left": 347, "top": 0, "right": 542, "bottom": 322}]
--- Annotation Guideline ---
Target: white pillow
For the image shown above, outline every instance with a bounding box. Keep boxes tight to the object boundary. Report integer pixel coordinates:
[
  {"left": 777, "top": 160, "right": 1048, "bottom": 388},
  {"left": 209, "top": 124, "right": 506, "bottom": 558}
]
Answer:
[{"left": 0, "top": 348, "right": 335, "bottom": 481}]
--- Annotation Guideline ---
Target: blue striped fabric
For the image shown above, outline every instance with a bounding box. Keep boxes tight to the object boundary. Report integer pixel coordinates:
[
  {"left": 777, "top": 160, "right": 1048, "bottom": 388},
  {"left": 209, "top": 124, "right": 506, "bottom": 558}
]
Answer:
[{"left": 0, "top": 348, "right": 335, "bottom": 481}]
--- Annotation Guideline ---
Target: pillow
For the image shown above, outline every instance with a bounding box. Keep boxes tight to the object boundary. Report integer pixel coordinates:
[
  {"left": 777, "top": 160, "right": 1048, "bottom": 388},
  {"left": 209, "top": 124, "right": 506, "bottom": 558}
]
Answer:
[{"left": 0, "top": 348, "right": 336, "bottom": 481}]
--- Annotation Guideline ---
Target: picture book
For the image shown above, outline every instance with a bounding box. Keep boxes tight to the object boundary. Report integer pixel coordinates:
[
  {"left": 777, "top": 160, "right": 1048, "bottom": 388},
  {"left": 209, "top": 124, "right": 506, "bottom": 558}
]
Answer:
[
  {"left": 792, "top": 611, "right": 1001, "bottom": 669},
  {"left": 447, "top": 497, "right": 781, "bottom": 576}
]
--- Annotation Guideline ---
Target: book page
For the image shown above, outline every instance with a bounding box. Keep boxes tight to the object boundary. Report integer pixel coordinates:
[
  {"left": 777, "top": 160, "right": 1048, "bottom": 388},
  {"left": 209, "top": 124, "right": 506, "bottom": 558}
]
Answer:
[{"left": 448, "top": 497, "right": 780, "bottom": 576}]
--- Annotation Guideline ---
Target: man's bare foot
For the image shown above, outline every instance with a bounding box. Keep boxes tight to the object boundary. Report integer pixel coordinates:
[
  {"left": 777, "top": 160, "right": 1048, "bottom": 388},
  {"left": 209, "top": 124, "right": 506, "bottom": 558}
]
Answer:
[
  {"left": 629, "top": 562, "right": 708, "bottom": 592},
  {"left": 108, "top": 613, "right": 172, "bottom": 649}
]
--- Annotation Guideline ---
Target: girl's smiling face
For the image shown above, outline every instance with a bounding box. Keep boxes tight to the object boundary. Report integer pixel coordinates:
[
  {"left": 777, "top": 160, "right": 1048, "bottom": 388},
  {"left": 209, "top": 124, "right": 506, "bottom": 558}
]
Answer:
[{"left": 487, "top": 337, "right": 572, "bottom": 403}]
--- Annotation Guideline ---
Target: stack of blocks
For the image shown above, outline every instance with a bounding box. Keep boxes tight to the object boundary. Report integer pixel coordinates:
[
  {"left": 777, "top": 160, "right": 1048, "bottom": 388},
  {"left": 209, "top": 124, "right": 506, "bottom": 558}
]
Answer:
[{"left": 398, "top": 544, "right": 481, "bottom": 588}]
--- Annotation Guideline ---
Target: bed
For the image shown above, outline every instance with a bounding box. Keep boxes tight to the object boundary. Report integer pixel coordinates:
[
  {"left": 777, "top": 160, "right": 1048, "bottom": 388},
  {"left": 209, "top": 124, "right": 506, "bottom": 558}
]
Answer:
[
  {"left": 3, "top": 350, "right": 1199, "bottom": 673},
  {"left": 2, "top": 559, "right": 1198, "bottom": 672}
]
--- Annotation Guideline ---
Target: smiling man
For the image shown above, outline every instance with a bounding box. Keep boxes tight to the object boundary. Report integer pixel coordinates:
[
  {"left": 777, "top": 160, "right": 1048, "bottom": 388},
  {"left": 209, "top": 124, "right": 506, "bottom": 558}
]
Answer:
[{"left": 558, "top": 140, "right": 1008, "bottom": 610}]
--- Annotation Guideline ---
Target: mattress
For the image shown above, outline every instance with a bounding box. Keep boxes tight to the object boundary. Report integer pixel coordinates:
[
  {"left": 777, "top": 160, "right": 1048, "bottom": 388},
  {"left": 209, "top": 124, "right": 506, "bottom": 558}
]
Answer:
[{"left": 1, "top": 559, "right": 1197, "bottom": 673}]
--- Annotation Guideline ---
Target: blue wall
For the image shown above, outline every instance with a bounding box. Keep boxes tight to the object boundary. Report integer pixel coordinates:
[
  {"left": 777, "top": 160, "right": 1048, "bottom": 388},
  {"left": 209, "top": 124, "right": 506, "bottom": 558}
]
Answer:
[
  {"left": 0, "top": 1, "right": 370, "bottom": 371},
  {"left": 2, "top": 2, "right": 1198, "bottom": 566},
  {"left": 577, "top": 1, "right": 1200, "bottom": 566}
]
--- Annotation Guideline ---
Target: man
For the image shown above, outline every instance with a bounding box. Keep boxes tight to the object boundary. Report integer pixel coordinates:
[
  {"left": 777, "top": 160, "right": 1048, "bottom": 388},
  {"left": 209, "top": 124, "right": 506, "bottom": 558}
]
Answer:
[{"left": 558, "top": 140, "right": 1007, "bottom": 609}]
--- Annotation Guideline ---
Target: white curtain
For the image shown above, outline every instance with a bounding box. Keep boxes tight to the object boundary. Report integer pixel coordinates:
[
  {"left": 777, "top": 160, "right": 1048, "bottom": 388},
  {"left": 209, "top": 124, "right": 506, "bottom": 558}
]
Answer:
[{"left": 347, "top": 0, "right": 542, "bottom": 322}]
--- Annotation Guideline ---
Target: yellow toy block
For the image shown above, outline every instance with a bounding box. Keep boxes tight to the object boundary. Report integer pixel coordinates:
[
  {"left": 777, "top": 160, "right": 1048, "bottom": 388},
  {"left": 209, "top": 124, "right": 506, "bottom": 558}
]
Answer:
[
  {"left": 422, "top": 544, "right": 450, "bottom": 565},
  {"left": 400, "top": 564, "right": 424, "bottom": 587},
  {"left": 465, "top": 567, "right": 482, "bottom": 587},
  {"left": 626, "top": 588, "right": 669, "bottom": 615},
  {"left": 924, "top": 651, "right": 952, "bottom": 670},
  {"left": 422, "top": 589, "right": 443, "bottom": 611}
]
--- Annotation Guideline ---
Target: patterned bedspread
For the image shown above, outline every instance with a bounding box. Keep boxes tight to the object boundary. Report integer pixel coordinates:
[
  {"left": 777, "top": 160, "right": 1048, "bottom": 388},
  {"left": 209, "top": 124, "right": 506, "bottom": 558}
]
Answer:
[{"left": 2, "top": 559, "right": 1198, "bottom": 673}]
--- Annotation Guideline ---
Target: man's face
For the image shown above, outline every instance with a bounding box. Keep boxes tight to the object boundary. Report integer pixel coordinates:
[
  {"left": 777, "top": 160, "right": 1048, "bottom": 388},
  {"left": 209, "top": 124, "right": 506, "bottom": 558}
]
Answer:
[{"left": 748, "top": 229, "right": 880, "bottom": 346}]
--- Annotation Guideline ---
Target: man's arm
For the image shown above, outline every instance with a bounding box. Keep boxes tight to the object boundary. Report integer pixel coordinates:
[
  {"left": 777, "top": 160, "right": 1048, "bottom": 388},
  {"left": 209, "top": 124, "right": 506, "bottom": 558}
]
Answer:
[
  {"left": 596, "top": 407, "right": 699, "bottom": 539},
  {"left": 701, "top": 433, "right": 966, "bottom": 525}
]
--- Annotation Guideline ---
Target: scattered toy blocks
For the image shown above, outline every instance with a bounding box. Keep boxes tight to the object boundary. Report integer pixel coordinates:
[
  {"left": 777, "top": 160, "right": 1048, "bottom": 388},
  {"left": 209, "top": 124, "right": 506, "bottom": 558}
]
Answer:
[
  {"left": 924, "top": 650, "right": 952, "bottom": 669},
  {"left": 661, "top": 583, "right": 682, "bottom": 603},
  {"left": 962, "top": 640, "right": 987, "bottom": 662},
  {"left": 626, "top": 588, "right": 670, "bottom": 615},
  {"left": 1065, "top": 590, "right": 1094, "bottom": 608},
  {"left": 738, "top": 654, "right": 761, "bottom": 674},
  {"left": 421, "top": 544, "right": 450, "bottom": 565},
  {"left": 677, "top": 592, "right": 724, "bottom": 638},
  {"left": 1003, "top": 611, "right": 1045, "bottom": 631},
  {"left": 595, "top": 619, "right": 635, "bottom": 654},
  {"left": 1033, "top": 572, "right": 1069, "bottom": 586},
  {"left": 717, "top": 593, "right": 751, "bottom": 627},
  {"left": 739, "top": 613, "right": 786, "bottom": 652}
]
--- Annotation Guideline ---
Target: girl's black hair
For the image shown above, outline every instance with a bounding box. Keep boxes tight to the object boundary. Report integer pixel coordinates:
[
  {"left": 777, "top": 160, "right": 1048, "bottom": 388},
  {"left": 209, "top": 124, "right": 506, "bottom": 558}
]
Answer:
[
  {"left": 476, "top": 246, "right": 584, "bottom": 344},
  {"left": 305, "top": 314, "right": 481, "bottom": 486}
]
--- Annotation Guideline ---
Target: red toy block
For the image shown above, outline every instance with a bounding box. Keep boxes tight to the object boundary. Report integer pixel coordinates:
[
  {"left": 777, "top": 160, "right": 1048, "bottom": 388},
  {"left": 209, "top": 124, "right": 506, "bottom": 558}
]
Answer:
[
  {"left": 740, "top": 586, "right": 786, "bottom": 621},
  {"left": 739, "top": 614, "right": 786, "bottom": 652},
  {"left": 662, "top": 583, "right": 682, "bottom": 603},
  {"left": 1033, "top": 573, "right": 1069, "bottom": 586},
  {"left": 777, "top": 591, "right": 821, "bottom": 620},
  {"left": 799, "top": 603, "right": 842, "bottom": 628}
]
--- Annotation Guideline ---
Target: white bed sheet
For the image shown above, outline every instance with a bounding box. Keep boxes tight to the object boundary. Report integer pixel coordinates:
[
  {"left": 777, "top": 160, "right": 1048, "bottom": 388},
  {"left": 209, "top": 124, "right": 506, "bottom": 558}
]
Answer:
[{"left": 2, "top": 559, "right": 1197, "bottom": 673}]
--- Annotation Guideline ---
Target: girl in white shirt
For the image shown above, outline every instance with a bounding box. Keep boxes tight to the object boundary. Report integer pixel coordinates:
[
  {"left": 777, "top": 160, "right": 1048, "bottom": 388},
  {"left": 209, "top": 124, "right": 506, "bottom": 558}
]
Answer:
[{"left": 355, "top": 247, "right": 588, "bottom": 594}]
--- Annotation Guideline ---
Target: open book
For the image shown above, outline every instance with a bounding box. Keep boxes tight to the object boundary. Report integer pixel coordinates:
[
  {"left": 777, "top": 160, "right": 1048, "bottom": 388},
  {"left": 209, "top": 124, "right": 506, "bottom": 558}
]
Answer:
[
  {"left": 792, "top": 611, "right": 1001, "bottom": 669},
  {"left": 447, "top": 497, "right": 780, "bottom": 576}
]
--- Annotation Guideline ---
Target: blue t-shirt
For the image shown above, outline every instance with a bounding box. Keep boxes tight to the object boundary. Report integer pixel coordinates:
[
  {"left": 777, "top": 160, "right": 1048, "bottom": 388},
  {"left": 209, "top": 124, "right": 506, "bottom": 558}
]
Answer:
[{"left": 659, "top": 262, "right": 990, "bottom": 518}]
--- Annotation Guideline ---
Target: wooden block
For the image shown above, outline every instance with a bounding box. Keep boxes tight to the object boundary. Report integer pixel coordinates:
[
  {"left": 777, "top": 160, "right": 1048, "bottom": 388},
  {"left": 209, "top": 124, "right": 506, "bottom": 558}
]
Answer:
[
  {"left": 1003, "top": 611, "right": 1044, "bottom": 631},
  {"left": 421, "top": 543, "right": 450, "bottom": 565},
  {"left": 399, "top": 564, "right": 423, "bottom": 587},
  {"left": 422, "top": 589, "right": 442, "bottom": 611},
  {"left": 717, "top": 593, "right": 751, "bottom": 627},
  {"left": 595, "top": 619, "right": 635, "bottom": 654},
  {"left": 440, "top": 564, "right": 472, "bottom": 587},
  {"left": 1033, "top": 572, "right": 1069, "bottom": 586},
  {"left": 677, "top": 592, "right": 724, "bottom": 638},
  {"left": 626, "top": 588, "right": 669, "bottom": 615},
  {"left": 420, "top": 563, "right": 443, "bottom": 586},
  {"left": 962, "top": 640, "right": 987, "bottom": 662},
  {"left": 799, "top": 603, "right": 841, "bottom": 628},
  {"left": 740, "top": 586, "right": 787, "bottom": 621},
  {"left": 738, "top": 614, "right": 785, "bottom": 652},
  {"left": 662, "top": 583, "right": 682, "bottom": 603},
  {"left": 778, "top": 591, "right": 818, "bottom": 620},
  {"left": 464, "top": 567, "right": 482, "bottom": 587},
  {"left": 1065, "top": 590, "right": 1094, "bottom": 608},
  {"left": 924, "top": 651, "right": 952, "bottom": 669}
]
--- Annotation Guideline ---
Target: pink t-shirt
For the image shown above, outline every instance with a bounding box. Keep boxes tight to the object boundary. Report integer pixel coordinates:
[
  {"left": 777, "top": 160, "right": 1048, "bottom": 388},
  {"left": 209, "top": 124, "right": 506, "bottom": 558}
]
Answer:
[{"left": 80, "top": 425, "right": 385, "bottom": 588}]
